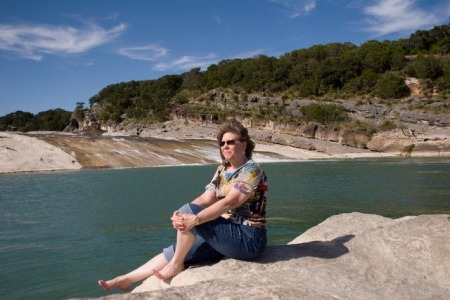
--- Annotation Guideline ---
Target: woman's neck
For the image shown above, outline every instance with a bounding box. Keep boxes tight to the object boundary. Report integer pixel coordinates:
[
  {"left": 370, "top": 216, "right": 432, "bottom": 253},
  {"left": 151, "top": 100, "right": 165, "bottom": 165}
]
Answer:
[{"left": 227, "top": 157, "right": 249, "bottom": 171}]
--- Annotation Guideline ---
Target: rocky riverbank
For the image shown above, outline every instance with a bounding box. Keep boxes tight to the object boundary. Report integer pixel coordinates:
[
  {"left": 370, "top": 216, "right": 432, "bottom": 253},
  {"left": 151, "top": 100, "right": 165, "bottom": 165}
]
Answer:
[
  {"left": 1, "top": 121, "right": 449, "bottom": 174},
  {"left": 75, "top": 212, "right": 450, "bottom": 300}
]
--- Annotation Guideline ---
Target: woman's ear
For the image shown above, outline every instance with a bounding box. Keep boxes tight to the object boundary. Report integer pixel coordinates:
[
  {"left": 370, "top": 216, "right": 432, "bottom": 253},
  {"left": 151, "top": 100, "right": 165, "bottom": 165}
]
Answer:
[{"left": 241, "top": 141, "right": 247, "bottom": 152}]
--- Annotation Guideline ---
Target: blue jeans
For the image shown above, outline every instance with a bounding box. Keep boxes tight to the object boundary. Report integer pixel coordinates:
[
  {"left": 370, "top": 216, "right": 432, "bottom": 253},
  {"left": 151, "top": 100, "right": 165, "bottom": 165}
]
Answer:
[{"left": 163, "top": 203, "right": 267, "bottom": 266}]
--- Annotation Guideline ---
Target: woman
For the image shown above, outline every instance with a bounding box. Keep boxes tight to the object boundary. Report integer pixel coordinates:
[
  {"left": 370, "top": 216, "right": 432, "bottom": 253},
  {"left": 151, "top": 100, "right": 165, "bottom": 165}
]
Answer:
[{"left": 98, "top": 119, "right": 268, "bottom": 291}]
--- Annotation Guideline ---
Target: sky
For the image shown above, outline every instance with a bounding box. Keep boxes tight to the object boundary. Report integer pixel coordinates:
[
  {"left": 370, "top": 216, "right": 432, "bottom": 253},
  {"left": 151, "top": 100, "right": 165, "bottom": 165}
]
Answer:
[{"left": 0, "top": 0, "right": 449, "bottom": 116}]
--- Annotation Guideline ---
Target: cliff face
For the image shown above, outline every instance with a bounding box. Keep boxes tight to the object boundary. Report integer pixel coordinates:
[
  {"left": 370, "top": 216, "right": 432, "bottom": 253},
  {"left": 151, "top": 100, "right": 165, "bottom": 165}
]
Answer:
[
  {"left": 84, "top": 213, "right": 450, "bottom": 300},
  {"left": 68, "top": 91, "right": 450, "bottom": 158},
  {"left": 3, "top": 90, "right": 450, "bottom": 174},
  {"left": 248, "top": 124, "right": 450, "bottom": 157},
  {"left": 2, "top": 118, "right": 448, "bottom": 174},
  {"left": 236, "top": 95, "right": 450, "bottom": 157}
]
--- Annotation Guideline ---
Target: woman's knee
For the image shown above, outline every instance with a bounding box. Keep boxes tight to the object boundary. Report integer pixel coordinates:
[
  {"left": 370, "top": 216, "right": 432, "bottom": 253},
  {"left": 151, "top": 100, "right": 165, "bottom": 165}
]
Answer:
[
  {"left": 188, "top": 203, "right": 205, "bottom": 214},
  {"left": 177, "top": 202, "right": 205, "bottom": 214},
  {"left": 177, "top": 203, "right": 193, "bottom": 214}
]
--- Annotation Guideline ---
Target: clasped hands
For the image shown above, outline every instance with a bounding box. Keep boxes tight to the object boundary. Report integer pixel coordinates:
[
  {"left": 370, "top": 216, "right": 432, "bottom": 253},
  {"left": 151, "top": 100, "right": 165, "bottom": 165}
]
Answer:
[{"left": 171, "top": 210, "right": 197, "bottom": 231}]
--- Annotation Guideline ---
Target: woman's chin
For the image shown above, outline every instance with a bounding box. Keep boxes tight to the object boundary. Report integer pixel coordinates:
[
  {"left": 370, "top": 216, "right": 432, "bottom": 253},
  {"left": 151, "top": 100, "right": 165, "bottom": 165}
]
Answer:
[
  {"left": 223, "top": 155, "right": 234, "bottom": 161},
  {"left": 222, "top": 153, "right": 232, "bottom": 159}
]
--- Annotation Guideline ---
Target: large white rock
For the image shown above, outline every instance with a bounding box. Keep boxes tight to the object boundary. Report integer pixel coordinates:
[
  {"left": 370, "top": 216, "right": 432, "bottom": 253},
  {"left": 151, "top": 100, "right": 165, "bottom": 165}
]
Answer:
[
  {"left": 89, "top": 212, "right": 450, "bottom": 299},
  {"left": 0, "top": 132, "right": 81, "bottom": 173}
]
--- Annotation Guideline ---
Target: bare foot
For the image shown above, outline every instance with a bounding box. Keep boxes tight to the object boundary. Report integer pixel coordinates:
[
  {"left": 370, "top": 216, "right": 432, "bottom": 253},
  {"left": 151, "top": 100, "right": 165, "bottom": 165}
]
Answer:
[
  {"left": 153, "top": 263, "right": 184, "bottom": 281},
  {"left": 97, "top": 275, "right": 132, "bottom": 291}
]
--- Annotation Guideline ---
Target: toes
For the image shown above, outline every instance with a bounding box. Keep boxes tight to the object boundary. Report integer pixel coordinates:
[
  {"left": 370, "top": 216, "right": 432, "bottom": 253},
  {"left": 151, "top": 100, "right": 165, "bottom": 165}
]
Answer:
[
  {"left": 153, "top": 269, "right": 163, "bottom": 279},
  {"left": 98, "top": 280, "right": 110, "bottom": 290}
]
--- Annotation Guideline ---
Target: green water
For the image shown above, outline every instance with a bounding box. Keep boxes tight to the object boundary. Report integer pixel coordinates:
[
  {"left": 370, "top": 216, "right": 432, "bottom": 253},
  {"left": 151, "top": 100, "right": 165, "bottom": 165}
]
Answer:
[{"left": 1, "top": 158, "right": 449, "bottom": 299}]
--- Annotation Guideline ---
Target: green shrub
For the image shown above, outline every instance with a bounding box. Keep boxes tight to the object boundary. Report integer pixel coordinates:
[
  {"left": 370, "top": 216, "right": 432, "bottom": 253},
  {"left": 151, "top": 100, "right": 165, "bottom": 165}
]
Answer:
[
  {"left": 377, "top": 120, "right": 396, "bottom": 131},
  {"left": 125, "top": 107, "right": 145, "bottom": 119},
  {"left": 375, "top": 73, "right": 410, "bottom": 99},
  {"left": 300, "top": 103, "right": 348, "bottom": 124}
]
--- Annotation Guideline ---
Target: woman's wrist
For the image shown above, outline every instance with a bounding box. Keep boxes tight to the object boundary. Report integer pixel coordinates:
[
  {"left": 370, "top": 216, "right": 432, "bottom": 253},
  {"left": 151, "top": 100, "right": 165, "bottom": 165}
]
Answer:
[{"left": 194, "top": 214, "right": 201, "bottom": 226}]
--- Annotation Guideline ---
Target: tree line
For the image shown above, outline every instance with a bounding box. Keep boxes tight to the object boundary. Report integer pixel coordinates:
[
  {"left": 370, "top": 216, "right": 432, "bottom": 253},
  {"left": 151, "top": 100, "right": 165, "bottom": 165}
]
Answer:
[
  {"left": 0, "top": 109, "right": 72, "bottom": 132},
  {"left": 2, "top": 23, "right": 450, "bottom": 131},
  {"left": 88, "top": 23, "right": 450, "bottom": 124}
]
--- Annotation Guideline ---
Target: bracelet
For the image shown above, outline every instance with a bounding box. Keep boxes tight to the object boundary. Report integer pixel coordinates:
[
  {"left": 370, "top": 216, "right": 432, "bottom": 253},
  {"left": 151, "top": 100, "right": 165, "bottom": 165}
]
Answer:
[{"left": 194, "top": 214, "right": 200, "bottom": 226}]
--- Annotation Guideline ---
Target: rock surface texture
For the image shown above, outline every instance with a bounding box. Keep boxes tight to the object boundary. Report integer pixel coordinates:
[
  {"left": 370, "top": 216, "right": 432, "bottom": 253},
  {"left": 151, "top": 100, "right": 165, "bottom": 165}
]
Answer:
[
  {"left": 85, "top": 213, "right": 450, "bottom": 300},
  {"left": 0, "top": 131, "right": 82, "bottom": 173}
]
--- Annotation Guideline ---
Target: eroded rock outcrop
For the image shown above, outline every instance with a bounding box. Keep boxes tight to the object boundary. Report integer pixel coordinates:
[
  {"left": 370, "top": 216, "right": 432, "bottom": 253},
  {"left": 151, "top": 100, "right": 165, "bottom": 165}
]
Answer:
[
  {"left": 89, "top": 213, "right": 450, "bottom": 300},
  {"left": 63, "top": 91, "right": 450, "bottom": 158},
  {"left": 367, "top": 127, "right": 450, "bottom": 157}
]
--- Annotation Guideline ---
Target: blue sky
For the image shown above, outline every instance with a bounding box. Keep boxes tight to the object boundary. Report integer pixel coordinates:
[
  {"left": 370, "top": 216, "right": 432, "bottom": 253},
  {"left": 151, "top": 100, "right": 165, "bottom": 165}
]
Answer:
[{"left": 1, "top": 0, "right": 449, "bottom": 116}]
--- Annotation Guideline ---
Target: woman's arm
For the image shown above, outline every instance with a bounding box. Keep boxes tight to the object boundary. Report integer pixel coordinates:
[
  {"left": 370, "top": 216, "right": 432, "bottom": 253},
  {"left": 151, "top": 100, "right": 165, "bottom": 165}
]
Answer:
[
  {"left": 182, "top": 188, "right": 250, "bottom": 229},
  {"left": 192, "top": 190, "right": 216, "bottom": 207},
  {"left": 200, "top": 188, "right": 248, "bottom": 221},
  {"left": 171, "top": 190, "right": 216, "bottom": 231},
  {"left": 182, "top": 163, "right": 263, "bottom": 230}
]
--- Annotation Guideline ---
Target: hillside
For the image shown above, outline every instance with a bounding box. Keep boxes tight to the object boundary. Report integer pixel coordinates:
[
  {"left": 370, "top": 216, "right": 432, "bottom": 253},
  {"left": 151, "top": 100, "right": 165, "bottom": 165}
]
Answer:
[
  {"left": 68, "top": 24, "right": 449, "bottom": 157},
  {"left": 1, "top": 24, "right": 449, "bottom": 164},
  {"left": 2, "top": 24, "right": 450, "bottom": 132}
]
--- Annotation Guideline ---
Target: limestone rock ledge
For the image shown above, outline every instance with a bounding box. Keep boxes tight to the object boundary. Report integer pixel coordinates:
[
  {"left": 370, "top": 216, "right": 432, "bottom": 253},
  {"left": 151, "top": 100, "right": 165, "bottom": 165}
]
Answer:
[
  {"left": 86, "top": 213, "right": 450, "bottom": 300},
  {"left": 0, "top": 132, "right": 82, "bottom": 173}
]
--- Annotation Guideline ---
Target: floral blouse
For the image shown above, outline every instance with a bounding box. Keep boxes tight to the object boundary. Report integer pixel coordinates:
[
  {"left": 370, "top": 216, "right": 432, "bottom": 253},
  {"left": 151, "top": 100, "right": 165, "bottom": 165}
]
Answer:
[{"left": 205, "top": 160, "right": 268, "bottom": 228}]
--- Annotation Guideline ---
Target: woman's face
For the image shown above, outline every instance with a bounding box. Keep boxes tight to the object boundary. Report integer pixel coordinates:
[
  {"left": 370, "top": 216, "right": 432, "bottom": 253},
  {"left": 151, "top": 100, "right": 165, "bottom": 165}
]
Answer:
[{"left": 220, "top": 132, "right": 247, "bottom": 162}]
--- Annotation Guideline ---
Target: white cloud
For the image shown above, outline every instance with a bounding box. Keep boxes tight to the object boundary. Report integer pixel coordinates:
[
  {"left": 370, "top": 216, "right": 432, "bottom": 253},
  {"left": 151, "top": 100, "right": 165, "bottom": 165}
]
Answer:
[
  {"left": 362, "top": 0, "right": 450, "bottom": 36},
  {"left": 269, "top": 0, "right": 317, "bottom": 18},
  {"left": 0, "top": 22, "right": 126, "bottom": 61},
  {"left": 118, "top": 45, "right": 168, "bottom": 61},
  {"left": 153, "top": 53, "right": 218, "bottom": 71}
]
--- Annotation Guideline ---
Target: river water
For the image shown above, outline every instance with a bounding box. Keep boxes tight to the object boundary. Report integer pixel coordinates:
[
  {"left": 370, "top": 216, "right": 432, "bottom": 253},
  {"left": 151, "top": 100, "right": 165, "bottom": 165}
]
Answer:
[{"left": 1, "top": 158, "right": 449, "bottom": 299}]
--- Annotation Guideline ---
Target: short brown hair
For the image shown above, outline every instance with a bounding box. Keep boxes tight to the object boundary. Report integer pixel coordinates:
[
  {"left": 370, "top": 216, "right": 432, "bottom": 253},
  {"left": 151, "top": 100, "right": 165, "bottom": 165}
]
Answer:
[{"left": 217, "top": 119, "right": 255, "bottom": 165}]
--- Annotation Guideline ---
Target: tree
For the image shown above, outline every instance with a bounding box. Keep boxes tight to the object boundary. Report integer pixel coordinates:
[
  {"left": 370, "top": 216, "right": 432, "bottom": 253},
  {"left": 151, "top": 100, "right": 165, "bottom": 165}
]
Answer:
[
  {"left": 405, "top": 24, "right": 450, "bottom": 54},
  {"left": 35, "top": 109, "right": 72, "bottom": 131},
  {"left": 182, "top": 68, "right": 204, "bottom": 91},
  {"left": 414, "top": 54, "right": 443, "bottom": 79},
  {"left": 140, "top": 75, "right": 183, "bottom": 121},
  {"left": 375, "top": 73, "right": 410, "bottom": 99},
  {"left": 297, "top": 78, "right": 319, "bottom": 97},
  {"left": 389, "top": 43, "right": 407, "bottom": 71},
  {"left": 343, "top": 70, "right": 379, "bottom": 95},
  {"left": 435, "top": 57, "right": 450, "bottom": 91},
  {"left": 74, "top": 102, "right": 85, "bottom": 120},
  {"left": 0, "top": 109, "right": 70, "bottom": 131},
  {"left": 0, "top": 111, "right": 36, "bottom": 131},
  {"left": 359, "top": 40, "right": 392, "bottom": 73}
]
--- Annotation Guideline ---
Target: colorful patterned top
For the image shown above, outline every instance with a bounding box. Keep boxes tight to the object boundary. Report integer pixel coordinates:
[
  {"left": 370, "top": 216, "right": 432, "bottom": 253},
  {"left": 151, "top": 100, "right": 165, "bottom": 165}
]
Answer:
[{"left": 205, "top": 160, "right": 268, "bottom": 228}]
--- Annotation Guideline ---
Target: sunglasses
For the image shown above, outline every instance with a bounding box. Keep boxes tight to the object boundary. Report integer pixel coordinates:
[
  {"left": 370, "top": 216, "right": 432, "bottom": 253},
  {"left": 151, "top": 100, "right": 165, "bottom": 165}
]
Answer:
[{"left": 219, "top": 140, "right": 238, "bottom": 147}]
